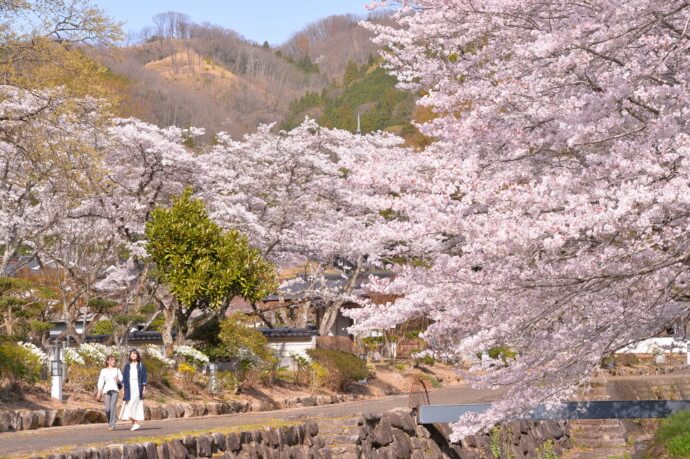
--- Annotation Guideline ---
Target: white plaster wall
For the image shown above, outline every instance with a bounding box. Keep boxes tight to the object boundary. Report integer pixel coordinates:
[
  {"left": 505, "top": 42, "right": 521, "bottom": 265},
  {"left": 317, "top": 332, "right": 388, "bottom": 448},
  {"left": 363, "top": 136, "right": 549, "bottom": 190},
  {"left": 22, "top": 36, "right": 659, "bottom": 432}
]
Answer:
[
  {"left": 615, "top": 337, "right": 688, "bottom": 354},
  {"left": 268, "top": 336, "right": 316, "bottom": 370}
]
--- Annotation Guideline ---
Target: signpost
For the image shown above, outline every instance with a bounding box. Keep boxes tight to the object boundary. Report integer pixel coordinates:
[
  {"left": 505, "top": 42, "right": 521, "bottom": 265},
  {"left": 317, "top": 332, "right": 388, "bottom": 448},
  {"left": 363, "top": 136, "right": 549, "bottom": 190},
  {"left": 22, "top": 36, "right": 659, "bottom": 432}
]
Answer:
[{"left": 208, "top": 362, "right": 218, "bottom": 394}]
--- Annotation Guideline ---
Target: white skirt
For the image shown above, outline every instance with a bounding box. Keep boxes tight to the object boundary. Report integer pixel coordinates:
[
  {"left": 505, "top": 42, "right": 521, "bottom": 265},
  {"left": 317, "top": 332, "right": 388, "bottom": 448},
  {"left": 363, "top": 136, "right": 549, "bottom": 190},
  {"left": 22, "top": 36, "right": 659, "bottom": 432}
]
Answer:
[{"left": 119, "top": 380, "right": 144, "bottom": 421}]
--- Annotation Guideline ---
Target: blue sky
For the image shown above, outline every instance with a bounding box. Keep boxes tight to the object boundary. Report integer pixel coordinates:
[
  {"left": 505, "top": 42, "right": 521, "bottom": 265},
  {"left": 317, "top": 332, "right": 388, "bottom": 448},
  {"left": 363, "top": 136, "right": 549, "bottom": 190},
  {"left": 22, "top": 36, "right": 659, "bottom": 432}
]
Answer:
[{"left": 93, "top": 0, "right": 373, "bottom": 45}]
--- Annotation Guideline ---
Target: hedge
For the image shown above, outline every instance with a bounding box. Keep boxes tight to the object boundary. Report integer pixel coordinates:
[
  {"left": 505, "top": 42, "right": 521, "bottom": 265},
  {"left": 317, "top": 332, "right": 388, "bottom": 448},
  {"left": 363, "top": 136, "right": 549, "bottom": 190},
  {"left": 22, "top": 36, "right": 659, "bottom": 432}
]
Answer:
[{"left": 306, "top": 348, "right": 368, "bottom": 391}]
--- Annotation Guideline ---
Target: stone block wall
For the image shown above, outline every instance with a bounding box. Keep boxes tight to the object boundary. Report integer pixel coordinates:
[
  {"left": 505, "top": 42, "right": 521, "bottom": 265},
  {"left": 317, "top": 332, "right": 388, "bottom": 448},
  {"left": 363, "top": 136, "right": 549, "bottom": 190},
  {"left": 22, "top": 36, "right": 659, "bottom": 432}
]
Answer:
[
  {"left": 0, "top": 401, "right": 251, "bottom": 433},
  {"left": 357, "top": 410, "right": 571, "bottom": 459},
  {"left": 608, "top": 375, "right": 690, "bottom": 400},
  {"left": 33, "top": 421, "right": 328, "bottom": 459},
  {"left": 0, "top": 394, "right": 358, "bottom": 433}
]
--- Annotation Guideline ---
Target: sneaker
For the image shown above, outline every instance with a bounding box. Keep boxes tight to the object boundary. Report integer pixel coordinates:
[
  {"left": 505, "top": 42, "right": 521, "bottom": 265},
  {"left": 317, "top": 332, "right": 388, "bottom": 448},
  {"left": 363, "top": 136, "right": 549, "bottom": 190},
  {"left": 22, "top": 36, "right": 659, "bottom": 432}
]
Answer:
[
  {"left": 108, "top": 426, "right": 115, "bottom": 431},
  {"left": 131, "top": 424, "right": 140, "bottom": 431}
]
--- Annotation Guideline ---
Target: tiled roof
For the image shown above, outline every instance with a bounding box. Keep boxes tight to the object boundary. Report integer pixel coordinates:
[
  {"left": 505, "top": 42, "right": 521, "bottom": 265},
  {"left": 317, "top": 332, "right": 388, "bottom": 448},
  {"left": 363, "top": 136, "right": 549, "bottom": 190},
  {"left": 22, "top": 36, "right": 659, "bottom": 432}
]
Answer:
[
  {"left": 265, "top": 271, "right": 394, "bottom": 301},
  {"left": 258, "top": 327, "right": 318, "bottom": 338},
  {"left": 86, "top": 331, "right": 171, "bottom": 342}
]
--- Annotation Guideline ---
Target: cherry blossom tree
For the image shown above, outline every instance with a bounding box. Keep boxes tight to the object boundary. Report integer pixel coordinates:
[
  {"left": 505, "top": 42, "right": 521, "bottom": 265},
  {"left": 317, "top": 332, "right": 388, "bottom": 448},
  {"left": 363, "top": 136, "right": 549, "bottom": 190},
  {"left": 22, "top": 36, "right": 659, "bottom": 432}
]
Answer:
[
  {"left": 83, "top": 119, "right": 200, "bottom": 349},
  {"left": 1, "top": 84, "right": 199, "bottom": 345},
  {"left": 198, "top": 120, "right": 408, "bottom": 335},
  {"left": 349, "top": 0, "right": 690, "bottom": 439},
  {"left": 0, "top": 86, "right": 105, "bottom": 275}
]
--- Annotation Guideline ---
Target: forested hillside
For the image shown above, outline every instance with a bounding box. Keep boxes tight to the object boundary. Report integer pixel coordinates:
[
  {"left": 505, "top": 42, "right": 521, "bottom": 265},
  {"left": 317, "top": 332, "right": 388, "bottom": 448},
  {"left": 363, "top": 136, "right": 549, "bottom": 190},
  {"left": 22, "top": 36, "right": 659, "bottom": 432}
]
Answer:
[
  {"left": 280, "top": 59, "right": 430, "bottom": 148},
  {"left": 94, "top": 13, "right": 397, "bottom": 139}
]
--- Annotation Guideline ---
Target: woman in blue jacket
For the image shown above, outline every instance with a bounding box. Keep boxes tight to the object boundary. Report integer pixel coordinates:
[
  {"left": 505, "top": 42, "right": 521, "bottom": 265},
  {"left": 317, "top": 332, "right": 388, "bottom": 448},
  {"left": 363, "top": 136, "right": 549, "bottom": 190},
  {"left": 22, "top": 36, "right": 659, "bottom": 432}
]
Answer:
[{"left": 119, "top": 349, "right": 147, "bottom": 431}]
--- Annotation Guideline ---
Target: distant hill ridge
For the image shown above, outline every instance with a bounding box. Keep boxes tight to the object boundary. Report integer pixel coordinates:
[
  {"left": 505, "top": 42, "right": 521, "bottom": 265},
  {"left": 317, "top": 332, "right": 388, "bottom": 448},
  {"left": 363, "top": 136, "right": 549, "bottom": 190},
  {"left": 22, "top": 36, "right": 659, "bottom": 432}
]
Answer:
[{"left": 93, "top": 13, "right": 408, "bottom": 140}]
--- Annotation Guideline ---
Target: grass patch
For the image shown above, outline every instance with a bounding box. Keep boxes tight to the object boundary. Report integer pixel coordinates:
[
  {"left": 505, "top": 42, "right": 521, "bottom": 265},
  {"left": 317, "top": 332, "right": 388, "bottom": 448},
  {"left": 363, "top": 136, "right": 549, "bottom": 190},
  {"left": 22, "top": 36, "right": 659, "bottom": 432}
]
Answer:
[
  {"left": 394, "top": 362, "right": 408, "bottom": 372},
  {"left": 648, "top": 410, "right": 690, "bottom": 458}
]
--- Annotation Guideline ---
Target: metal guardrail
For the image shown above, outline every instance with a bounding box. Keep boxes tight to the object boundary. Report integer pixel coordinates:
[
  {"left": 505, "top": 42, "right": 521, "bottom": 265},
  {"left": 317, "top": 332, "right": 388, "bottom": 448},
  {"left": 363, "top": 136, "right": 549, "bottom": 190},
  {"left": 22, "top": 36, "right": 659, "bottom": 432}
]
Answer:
[{"left": 418, "top": 400, "right": 690, "bottom": 424}]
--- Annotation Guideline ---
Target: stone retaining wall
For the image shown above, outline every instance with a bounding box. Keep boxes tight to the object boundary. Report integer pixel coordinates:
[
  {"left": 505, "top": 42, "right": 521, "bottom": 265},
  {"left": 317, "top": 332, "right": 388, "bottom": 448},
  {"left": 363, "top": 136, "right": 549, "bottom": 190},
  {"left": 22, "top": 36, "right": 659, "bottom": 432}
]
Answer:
[
  {"left": 608, "top": 375, "right": 690, "bottom": 400},
  {"left": 32, "top": 421, "right": 327, "bottom": 459},
  {"left": 0, "top": 394, "right": 358, "bottom": 433},
  {"left": 16, "top": 409, "right": 575, "bottom": 459},
  {"left": 357, "top": 410, "right": 571, "bottom": 459}
]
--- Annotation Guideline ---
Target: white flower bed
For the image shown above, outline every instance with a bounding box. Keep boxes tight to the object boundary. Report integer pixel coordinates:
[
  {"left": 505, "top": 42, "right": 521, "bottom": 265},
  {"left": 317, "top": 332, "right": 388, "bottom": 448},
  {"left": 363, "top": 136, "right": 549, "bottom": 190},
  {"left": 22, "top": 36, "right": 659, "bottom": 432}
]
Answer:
[
  {"left": 77, "top": 343, "right": 109, "bottom": 363},
  {"left": 76, "top": 343, "right": 125, "bottom": 365},
  {"left": 63, "top": 347, "right": 85, "bottom": 365},
  {"left": 144, "top": 345, "right": 176, "bottom": 367},
  {"left": 17, "top": 342, "right": 49, "bottom": 364},
  {"left": 174, "top": 345, "right": 209, "bottom": 366}
]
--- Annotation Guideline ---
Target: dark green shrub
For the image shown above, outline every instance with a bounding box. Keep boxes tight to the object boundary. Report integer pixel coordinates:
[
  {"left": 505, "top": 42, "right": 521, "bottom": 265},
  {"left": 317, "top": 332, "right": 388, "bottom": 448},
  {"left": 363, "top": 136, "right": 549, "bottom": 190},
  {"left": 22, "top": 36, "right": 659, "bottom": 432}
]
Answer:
[
  {"left": 65, "top": 366, "right": 100, "bottom": 391},
  {"left": 149, "top": 315, "right": 166, "bottom": 333},
  {"left": 144, "top": 356, "right": 171, "bottom": 388},
  {"left": 218, "top": 313, "right": 278, "bottom": 388},
  {"left": 0, "top": 342, "right": 43, "bottom": 396},
  {"left": 306, "top": 349, "right": 368, "bottom": 391},
  {"left": 420, "top": 355, "right": 436, "bottom": 366},
  {"left": 218, "top": 370, "right": 238, "bottom": 393},
  {"left": 487, "top": 346, "right": 517, "bottom": 364},
  {"left": 90, "top": 320, "right": 114, "bottom": 335}
]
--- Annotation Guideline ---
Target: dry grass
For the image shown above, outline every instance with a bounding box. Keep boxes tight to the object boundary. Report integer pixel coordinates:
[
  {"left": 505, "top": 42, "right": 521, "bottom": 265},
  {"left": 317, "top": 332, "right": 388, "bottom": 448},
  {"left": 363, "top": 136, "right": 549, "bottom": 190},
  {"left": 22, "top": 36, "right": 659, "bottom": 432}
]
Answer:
[{"left": 145, "top": 51, "right": 236, "bottom": 84}]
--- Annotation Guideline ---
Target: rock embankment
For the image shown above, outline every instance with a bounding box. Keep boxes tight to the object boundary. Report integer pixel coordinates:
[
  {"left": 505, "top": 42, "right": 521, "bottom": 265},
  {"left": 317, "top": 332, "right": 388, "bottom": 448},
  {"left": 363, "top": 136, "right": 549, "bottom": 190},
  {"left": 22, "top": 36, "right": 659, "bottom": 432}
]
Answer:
[
  {"left": 357, "top": 410, "right": 571, "bottom": 459},
  {"left": 21, "top": 409, "right": 576, "bottom": 459},
  {"left": 31, "top": 421, "right": 328, "bottom": 459},
  {"left": 0, "top": 394, "right": 359, "bottom": 432}
]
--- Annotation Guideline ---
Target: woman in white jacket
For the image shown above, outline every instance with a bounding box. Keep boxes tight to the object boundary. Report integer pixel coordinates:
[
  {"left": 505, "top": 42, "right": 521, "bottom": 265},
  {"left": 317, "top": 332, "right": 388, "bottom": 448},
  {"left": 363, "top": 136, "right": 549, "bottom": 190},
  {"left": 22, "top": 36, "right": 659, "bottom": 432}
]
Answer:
[{"left": 96, "top": 355, "right": 123, "bottom": 430}]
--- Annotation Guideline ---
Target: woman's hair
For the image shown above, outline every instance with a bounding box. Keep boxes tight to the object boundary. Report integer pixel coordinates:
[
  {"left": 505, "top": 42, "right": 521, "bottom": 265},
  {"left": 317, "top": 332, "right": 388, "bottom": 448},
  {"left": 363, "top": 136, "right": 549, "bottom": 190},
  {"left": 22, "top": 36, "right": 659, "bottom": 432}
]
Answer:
[
  {"left": 104, "top": 354, "right": 116, "bottom": 368},
  {"left": 128, "top": 349, "right": 142, "bottom": 363}
]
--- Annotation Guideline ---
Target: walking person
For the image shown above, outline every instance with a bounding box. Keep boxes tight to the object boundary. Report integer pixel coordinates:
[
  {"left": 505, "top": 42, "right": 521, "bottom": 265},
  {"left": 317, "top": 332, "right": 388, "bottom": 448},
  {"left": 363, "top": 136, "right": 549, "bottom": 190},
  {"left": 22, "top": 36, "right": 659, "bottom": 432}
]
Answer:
[
  {"left": 119, "top": 349, "right": 147, "bottom": 431},
  {"left": 96, "top": 355, "right": 123, "bottom": 431}
]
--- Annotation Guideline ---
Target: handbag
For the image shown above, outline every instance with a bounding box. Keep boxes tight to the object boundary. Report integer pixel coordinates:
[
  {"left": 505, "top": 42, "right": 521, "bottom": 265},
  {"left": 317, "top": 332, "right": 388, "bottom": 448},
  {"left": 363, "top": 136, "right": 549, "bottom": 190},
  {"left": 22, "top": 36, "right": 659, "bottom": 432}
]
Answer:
[{"left": 117, "top": 381, "right": 123, "bottom": 390}]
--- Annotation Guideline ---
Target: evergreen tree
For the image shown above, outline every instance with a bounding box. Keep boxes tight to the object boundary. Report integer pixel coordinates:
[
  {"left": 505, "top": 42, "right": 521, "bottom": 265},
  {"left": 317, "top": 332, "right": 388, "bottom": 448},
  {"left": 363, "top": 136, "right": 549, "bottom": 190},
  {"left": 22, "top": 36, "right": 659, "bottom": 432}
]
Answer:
[
  {"left": 343, "top": 60, "right": 359, "bottom": 86},
  {"left": 145, "top": 189, "right": 276, "bottom": 352}
]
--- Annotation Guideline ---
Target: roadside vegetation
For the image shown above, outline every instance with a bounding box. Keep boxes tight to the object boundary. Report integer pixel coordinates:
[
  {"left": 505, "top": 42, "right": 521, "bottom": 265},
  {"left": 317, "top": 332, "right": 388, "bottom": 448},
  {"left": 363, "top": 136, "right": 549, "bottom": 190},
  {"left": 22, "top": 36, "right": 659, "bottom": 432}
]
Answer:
[{"left": 646, "top": 411, "right": 690, "bottom": 458}]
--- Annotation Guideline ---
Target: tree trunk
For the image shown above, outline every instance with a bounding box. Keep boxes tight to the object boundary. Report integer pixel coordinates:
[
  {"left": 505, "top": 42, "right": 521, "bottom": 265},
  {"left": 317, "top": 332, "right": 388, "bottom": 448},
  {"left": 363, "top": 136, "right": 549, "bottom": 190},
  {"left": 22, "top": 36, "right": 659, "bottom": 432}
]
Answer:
[
  {"left": 6, "top": 306, "right": 12, "bottom": 337},
  {"left": 250, "top": 302, "right": 273, "bottom": 328},
  {"left": 297, "top": 301, "right": 310, "bottom": 328},
  {"left": 0, "top": 239, "right": 18, "bottom": 276},
  {"left": 162, "top": 306, "right": 175, "bottom": 357},
  {"left": 318, "top": 301, "right": 343, "bottom": 336}
]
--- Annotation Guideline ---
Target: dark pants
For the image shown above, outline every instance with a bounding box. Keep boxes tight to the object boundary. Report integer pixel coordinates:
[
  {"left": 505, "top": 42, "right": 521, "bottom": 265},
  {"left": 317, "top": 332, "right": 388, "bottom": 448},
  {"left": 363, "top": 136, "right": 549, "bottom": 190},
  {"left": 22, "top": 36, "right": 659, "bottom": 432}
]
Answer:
[{"left": 104, "top": 390, "right": 118, "bottom": 427}]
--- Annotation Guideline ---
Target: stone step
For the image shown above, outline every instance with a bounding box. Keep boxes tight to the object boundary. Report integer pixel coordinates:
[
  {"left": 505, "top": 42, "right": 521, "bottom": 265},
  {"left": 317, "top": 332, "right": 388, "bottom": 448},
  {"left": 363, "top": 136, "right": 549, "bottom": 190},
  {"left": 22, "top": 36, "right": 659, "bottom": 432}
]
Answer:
[
  {"left": 570, "top": 419, "right": 623, "bottom": 426},
  {"left": 572, "top": 429, "right": 626, "bottom": 437},
  {"left": 571, "top": 438, "right": 628, "bottom": 449},
  {"left": 571, "top": 423, "right": 626, "bottom": 430},
  {"left": 572, "top": 429, "right": 626, "bottom": 438},
  {"left": 570, "top": 432, "right": 625, "bottom": 443},
  {"left": 572, "top": 435, "right": 627, "bottom": 445},
  {"left": 562, "top": 447, "right": 632, "bottom": 459},
  {"left": 314, "top": 415, "right": 361, "bottom": 458},
  {"left": 568, "top": 417, "right": 629, "bottom": 457}
]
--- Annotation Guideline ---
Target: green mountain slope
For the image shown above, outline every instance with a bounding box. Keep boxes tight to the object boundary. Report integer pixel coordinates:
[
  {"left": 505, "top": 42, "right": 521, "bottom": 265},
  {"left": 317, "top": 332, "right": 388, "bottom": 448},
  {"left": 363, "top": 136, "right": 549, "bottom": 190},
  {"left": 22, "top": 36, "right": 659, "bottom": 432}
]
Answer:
[{"left": 281, "top": 59, "right": 428, "bottom": 147}]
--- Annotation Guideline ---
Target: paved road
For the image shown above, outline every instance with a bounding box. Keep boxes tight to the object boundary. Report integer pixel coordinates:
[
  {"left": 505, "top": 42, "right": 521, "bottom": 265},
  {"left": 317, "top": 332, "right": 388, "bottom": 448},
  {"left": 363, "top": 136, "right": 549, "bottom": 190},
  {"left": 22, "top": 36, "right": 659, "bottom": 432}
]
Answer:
[{"left": 0, "top": 385, "right": 495, "bottom": 457}]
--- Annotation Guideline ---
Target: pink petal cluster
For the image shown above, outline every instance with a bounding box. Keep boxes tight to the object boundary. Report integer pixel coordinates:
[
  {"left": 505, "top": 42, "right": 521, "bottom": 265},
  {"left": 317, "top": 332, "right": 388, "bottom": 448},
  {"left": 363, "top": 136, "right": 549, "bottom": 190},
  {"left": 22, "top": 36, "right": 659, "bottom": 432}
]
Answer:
[{"left": 347, "top": 0, "right": 690, "bottom": 439}]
